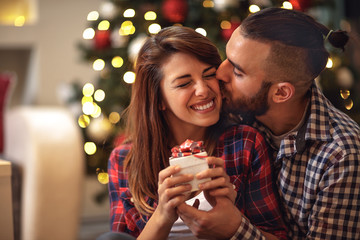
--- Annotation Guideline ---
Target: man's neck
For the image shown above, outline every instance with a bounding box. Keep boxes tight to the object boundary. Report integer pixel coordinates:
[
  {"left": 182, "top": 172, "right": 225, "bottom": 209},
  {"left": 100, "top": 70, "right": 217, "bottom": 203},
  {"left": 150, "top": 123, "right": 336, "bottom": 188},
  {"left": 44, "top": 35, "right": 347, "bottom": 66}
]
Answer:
[{"left": 256, "top": 96, "right": 310, "bottom": 136}]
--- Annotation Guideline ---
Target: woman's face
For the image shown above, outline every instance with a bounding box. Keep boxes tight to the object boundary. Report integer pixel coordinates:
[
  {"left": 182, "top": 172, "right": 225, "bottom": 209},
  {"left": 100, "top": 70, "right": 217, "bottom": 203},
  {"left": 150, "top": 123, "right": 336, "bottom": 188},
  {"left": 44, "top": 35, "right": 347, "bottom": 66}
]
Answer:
[{"left": 160, "top": 52, "right": 222, "bottom": 134}]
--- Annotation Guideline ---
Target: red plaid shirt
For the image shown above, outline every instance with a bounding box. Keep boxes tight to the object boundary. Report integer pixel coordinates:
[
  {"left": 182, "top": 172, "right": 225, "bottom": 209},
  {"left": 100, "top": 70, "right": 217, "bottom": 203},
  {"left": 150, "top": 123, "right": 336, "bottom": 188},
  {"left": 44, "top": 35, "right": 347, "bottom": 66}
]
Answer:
[{"left": 108, "top": 125, "right": 287, "bottom": 239}]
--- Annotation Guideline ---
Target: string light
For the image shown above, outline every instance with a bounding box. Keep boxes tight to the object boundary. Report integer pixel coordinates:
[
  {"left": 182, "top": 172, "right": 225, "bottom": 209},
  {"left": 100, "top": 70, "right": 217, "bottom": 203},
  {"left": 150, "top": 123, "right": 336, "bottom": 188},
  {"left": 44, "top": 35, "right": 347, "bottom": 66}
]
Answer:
[
  {"left": 282, "top": 1, "right": 293, "bottom": 9},
  {"left": 344, "top": 99, "right": 354, "bottom": 110},
  {"left": 90, "top": 103, "right": 102, "bottom": 118},
  {"left": 83, "top": 83, "right": 95, "bottom": 96},
  {"left": 220, "top": 20, "right": 231, "bottom": 29},
  {"left": 82, "top": 96, "right": 93, "bottom": 105},
  {"left": 93, "top": 59, "right": 105, "bottom": 71},
  {"left": 98, "top": 20, "right": 110, "bottom": 30},
  {"left": 195, "top": 28, "right": 207, "bottom": 36},
  {"left": 203, "top": 0, "right": 214, "bottom": 8},
  {"left": 14, "top": 16, "right": 25, "bottom": 27},
  {"left": 340, "top": 90, "right": 350, "bottom": 99},
  {"left": 83, "top": 102, "right": 95, "bottom": 115},
  {"left": 96, "top": 168, "right": 109, "bottom": 184},
  {"left": 148, "top": 23, "right": 161, "bottom": 34},
  {"left": 109, "top": 112, "right": 121, "bottom": 124},
  {"left": 123, "top": 71, "right": 136, "bottom": 84},
  {"left": 144, "top": 11, "right": 157, "bottom": 20},
  {"left": 84, "top": 142, "right": 97, "bottom": 155},
  {"left": 83, "top": 28, "right": 95, "bottom": 39},
  {"left": 326, "top": 58, "right": 333, "bottom": 68},
  {"left": 94, "top": 89, "right": 105, "bottom": 102},
  {"left": 111, "top": 56, "right": 124, "bottom": 68},
  {"left": 87, "top": 11, "right": 99, "bottom": 21},
  {"left": 78, "top": 115, "right": 91, "bottom": 128},
  {"left": 123, "top": 9, "right": 136, "bottom": 18},
  {"left": 249, "top": 5, "right": 260, "bottom": 13},
  {"left": 119, "top": 21, "right": 136, "bottom": 35}
]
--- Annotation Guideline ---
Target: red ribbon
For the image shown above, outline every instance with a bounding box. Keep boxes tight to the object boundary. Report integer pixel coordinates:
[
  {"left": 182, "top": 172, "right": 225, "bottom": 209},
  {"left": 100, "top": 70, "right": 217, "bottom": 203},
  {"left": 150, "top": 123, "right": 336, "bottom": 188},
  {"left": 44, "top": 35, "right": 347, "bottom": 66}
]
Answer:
[{"left": 171, "top": 139, "right": 205, "bottom": 158}]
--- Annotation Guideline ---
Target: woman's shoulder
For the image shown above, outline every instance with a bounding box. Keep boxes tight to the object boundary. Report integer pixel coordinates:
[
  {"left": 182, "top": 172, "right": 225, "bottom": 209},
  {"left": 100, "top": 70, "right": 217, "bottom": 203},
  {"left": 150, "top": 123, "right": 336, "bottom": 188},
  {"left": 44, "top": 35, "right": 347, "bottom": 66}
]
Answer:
[
  {"left": 220, "top": 124, "right": 263, "bottom": 141},
  {"left": 109, "top": 142, "right": 132, "bottom": 164}
]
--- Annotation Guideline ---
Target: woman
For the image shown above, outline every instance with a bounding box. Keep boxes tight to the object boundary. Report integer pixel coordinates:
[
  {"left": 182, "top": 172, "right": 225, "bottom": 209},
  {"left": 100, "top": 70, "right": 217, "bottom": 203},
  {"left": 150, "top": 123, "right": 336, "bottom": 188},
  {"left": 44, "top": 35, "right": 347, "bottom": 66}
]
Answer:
[{"left": 107, "top": 26, "right": 287, "bottom": 240}]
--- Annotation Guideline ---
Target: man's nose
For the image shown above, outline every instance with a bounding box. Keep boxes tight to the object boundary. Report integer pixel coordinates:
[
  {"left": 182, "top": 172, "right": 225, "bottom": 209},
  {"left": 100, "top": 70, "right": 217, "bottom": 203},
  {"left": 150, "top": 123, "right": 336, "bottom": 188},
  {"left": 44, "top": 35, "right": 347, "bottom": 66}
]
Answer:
[{"left": 216, "top": 60, "right": 230, "bottom": 83}]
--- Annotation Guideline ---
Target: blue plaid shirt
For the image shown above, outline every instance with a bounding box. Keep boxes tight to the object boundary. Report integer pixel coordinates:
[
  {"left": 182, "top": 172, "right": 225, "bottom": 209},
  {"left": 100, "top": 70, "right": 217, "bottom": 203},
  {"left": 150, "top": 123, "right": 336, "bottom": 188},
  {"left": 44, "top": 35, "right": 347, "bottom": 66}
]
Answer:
[{"left": 232, "top": 84, "right": 360, "bottom": 239}]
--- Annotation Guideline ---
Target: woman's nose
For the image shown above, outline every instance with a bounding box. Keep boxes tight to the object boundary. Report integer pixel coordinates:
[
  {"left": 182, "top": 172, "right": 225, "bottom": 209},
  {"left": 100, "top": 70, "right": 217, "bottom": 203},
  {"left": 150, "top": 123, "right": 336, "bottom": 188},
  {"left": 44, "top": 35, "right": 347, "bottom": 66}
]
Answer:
[
  {"left": 216, "top": 60, "right": 230, "bottom": 83},
  {"left": 194, "top": 80, "right": 209, "bottom": 97}
]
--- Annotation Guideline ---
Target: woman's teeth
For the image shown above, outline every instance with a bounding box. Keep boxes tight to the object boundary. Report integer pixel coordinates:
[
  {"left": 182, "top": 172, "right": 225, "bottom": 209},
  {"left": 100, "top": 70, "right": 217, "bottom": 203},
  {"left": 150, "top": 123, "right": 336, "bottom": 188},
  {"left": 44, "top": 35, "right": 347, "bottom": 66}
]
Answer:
[{"left": 193, "top": 100, "right": 214, "bottom": 110}]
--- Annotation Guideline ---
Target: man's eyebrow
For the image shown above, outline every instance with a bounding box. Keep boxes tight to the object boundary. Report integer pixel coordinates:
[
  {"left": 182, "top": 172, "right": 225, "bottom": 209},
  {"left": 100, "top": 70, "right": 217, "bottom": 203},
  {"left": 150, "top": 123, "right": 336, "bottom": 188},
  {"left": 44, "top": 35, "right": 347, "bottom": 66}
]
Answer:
[{"left": 228, "top": 58, "right": 246, "bottom": 74}]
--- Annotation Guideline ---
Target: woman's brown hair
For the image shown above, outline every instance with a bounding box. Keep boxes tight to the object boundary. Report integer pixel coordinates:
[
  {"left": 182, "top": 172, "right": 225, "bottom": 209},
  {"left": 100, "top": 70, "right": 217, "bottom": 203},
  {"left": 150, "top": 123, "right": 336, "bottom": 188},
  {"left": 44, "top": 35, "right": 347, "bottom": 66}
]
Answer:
[{"left": 122, "top": 26, "right": 223, "bottom": 216}]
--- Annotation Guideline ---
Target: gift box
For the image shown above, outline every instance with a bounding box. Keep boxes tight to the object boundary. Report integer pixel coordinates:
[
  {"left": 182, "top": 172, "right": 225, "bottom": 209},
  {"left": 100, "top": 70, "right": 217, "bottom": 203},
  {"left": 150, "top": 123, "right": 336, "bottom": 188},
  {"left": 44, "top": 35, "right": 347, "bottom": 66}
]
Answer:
[{"left": 169, "top": 139, "right": 211, "bottom": 192}]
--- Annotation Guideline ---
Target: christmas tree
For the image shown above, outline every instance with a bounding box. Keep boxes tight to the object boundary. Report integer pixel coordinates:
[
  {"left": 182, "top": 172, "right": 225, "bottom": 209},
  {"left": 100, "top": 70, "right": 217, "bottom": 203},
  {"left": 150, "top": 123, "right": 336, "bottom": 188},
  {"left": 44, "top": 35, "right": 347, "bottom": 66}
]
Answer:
[{"left": 72, "top": 0, "right": 359, "bottom": 181}]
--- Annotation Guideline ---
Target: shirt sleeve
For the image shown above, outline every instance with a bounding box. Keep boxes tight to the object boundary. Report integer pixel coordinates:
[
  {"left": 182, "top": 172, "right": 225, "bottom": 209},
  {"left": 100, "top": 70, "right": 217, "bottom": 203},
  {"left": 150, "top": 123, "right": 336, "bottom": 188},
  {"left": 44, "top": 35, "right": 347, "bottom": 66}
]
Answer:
[
  {"left": 222, "top": 125, "right": 288, "bottom": 240},
  {"left": 108, "top": 144, "right": 146, "bottom": 237}
]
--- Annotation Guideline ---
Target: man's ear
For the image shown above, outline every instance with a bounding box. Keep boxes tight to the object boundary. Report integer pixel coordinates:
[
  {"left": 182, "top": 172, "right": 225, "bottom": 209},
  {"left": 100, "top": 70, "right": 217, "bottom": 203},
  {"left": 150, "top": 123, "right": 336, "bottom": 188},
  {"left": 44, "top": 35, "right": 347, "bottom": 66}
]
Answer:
[{"left": 271, "top": 82, "right": 295, "bottom": 103}]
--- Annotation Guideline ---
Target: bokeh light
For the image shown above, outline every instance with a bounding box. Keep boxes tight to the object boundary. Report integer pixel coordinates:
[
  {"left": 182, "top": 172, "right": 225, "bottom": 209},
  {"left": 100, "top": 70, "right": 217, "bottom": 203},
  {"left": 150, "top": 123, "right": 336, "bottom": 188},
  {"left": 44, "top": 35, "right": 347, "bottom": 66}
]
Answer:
[
  {"left": 249, "top": 5, "right": 260, "bottom": 13},
  {"left": 123, "top": 71, "right": 136, "bottom": 84},
  {"left": 94, "top": 89, "right": 105, "bottom": 102},
  {"left": 98, "top": 20, "right": 110, "bottom": 30},
  {"left": 93, "top": 59, "right": 105, "bottom": 71},
  {"left": 111, "top": 56, "right": 124, "bottom": 68},
  {"left": 83, "top": 28, "right": 95, "bottom": 39},
  {"left": 109, "top": 112, "right": 121, "bottom": 124},
  {"left": 124, "top": 9, "right": 135, "bottom": 18},
  {"left": 84, "top": 142, "right": 97, "bottom": 155},
  {"left": 83, "top": 83, "right": 95, "bottom": 96},
  {"left": 78, "top": 115, "right": 91, "bottom": 128},
  {"left": 195, "top": 28, "right": 207, "bottom": 36},
  {"left": 87, "top": 11, "right": 99, "bottom": 21},
  {"left": 148, "top": 23, "right": 161, "bottom": 34},
  {"left": 144, "top": 11, "right": 157, "bottom": 20}
]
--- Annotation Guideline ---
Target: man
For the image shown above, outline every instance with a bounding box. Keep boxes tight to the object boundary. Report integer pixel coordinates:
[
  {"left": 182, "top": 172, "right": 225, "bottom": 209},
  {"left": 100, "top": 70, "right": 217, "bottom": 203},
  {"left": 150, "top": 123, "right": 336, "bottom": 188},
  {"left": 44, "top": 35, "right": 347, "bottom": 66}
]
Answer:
[{"left": 177, "top": 7, "right": 360, "bottom": 239}]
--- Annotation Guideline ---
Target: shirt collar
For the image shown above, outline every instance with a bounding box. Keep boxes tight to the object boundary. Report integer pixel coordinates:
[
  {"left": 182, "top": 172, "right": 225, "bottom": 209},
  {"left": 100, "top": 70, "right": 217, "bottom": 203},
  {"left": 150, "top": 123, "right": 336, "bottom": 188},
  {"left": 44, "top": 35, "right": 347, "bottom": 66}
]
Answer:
[{"left": 253, "top": 82, "right": 332, "bottom": 159}]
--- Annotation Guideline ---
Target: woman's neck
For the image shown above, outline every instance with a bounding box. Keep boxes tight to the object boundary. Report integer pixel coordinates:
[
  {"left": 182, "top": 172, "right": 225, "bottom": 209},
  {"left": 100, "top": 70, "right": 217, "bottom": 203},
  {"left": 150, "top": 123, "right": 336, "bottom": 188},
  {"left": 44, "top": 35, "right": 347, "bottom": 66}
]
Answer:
[{"left": 170, "top": 126, "right": 207, "bottom": 147}]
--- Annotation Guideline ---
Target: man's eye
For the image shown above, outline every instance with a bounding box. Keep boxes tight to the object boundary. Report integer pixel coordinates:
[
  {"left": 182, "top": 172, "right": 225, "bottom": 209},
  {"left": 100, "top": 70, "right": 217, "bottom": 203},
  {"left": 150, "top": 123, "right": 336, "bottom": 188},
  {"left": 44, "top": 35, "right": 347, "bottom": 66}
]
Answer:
[{"left": 233, "top": 70, "right": 243, "bottom": 77}]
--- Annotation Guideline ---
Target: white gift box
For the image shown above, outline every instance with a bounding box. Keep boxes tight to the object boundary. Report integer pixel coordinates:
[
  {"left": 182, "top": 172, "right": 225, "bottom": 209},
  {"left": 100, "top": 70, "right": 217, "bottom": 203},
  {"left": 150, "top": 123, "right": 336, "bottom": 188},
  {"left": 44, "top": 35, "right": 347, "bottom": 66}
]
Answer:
[{"left": 169, "top": 151, "right": 211, "bottom": 192}]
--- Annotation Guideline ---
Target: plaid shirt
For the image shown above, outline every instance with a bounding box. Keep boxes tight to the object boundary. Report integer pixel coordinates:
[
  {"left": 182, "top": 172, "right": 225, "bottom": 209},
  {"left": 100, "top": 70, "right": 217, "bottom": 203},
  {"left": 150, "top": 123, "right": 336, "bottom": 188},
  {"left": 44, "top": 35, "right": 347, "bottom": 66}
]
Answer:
[
  {"left": 233, "top": 84, "right": 360, "bottom": 239},
  {"left": 108, "top": 125, "right": 287, "bottom": 239}
]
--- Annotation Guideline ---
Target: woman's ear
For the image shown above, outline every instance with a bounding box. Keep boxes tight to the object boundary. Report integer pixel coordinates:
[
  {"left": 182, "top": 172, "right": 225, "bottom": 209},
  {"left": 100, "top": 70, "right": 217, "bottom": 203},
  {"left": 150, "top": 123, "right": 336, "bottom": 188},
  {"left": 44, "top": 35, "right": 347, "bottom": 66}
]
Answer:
[
  {"left": 159, "top": 101, "right": 166, "bottom": 111},
  {"left": 271, "top": 82, "right": 295, "bottom": 103}
]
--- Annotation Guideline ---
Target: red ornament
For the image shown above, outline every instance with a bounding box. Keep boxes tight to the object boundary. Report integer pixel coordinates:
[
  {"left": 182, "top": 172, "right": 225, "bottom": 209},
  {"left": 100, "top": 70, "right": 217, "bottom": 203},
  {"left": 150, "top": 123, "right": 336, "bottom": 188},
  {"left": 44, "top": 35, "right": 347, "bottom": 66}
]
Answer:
[
  {"left": 289, "top": 0, "right": 312, "bottom": 11},
  {"left": 162, "top": 0, "right": 188, "bottom": 23},
  {"left": 221, "top": 21, "right": 241, "bottom": 41},
  {"left": 94, "top": 30, "right": 111, "bottom": 50}
]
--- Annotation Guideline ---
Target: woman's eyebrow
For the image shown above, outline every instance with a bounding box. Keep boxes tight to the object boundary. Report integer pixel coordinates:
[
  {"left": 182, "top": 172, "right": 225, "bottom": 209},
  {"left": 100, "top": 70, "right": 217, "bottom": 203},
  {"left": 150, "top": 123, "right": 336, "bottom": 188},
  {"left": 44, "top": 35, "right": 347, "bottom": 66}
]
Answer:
[
  {"left": 203, "top": 66, "right": 216, "bottom": 74},
  {"left": 171, "top": 74, "right": 191, "bottom": 83}
]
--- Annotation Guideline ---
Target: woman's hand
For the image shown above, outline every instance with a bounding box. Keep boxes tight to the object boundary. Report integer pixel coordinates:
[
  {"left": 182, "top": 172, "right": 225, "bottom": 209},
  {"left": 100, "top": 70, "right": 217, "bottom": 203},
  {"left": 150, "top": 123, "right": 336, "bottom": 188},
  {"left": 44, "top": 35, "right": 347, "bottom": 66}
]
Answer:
[
  {"left": 155, "top": 165, "right": 195, "bottom": 225},
  {"left": 138, "top": 165, "right": 194, "bottom": 240},
  {"left": 196, "top": 157, "right": 236, "bottom": 206}
]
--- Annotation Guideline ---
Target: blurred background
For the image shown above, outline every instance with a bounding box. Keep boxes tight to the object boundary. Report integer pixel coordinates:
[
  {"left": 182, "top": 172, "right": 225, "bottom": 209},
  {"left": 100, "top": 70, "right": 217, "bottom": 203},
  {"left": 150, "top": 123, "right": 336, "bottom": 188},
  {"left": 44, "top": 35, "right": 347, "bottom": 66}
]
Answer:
[{"left": 0, "top": 0, "right": 359, "bottom": 239}]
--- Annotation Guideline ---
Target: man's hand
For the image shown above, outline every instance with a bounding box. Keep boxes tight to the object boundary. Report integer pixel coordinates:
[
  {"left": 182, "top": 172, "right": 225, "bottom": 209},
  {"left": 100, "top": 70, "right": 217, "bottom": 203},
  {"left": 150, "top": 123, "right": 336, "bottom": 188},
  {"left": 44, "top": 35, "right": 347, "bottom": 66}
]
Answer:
[{"left": 177, "top": 197, "right": 242, "bottom": 239}]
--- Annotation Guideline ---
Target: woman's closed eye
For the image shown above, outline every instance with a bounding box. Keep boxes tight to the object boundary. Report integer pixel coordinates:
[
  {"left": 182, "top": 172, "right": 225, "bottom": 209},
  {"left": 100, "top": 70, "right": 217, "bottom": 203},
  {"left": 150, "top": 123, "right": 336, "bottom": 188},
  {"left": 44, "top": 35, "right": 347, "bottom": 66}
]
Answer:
[
  {"left": 203, "top": 72, "right": 216, "bottom": 79},
  {"left": 176, "top": 81, "right": 192, "bottom": 88}
]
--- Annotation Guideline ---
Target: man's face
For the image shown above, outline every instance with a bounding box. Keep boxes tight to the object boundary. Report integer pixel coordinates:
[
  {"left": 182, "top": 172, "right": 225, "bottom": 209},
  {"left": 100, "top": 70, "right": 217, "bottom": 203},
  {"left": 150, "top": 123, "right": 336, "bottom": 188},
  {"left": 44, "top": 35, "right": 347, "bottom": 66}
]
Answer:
[{"left": 216, "top": 28, "right": 273, "bottom": 117}]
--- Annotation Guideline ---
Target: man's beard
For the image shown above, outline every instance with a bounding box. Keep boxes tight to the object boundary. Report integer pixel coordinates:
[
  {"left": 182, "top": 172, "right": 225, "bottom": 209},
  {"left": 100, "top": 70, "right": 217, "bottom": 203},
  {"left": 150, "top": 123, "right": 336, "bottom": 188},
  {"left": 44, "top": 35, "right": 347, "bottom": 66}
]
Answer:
[{"left": 222, "top": 81, "right": 272, "bottom": 119}]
